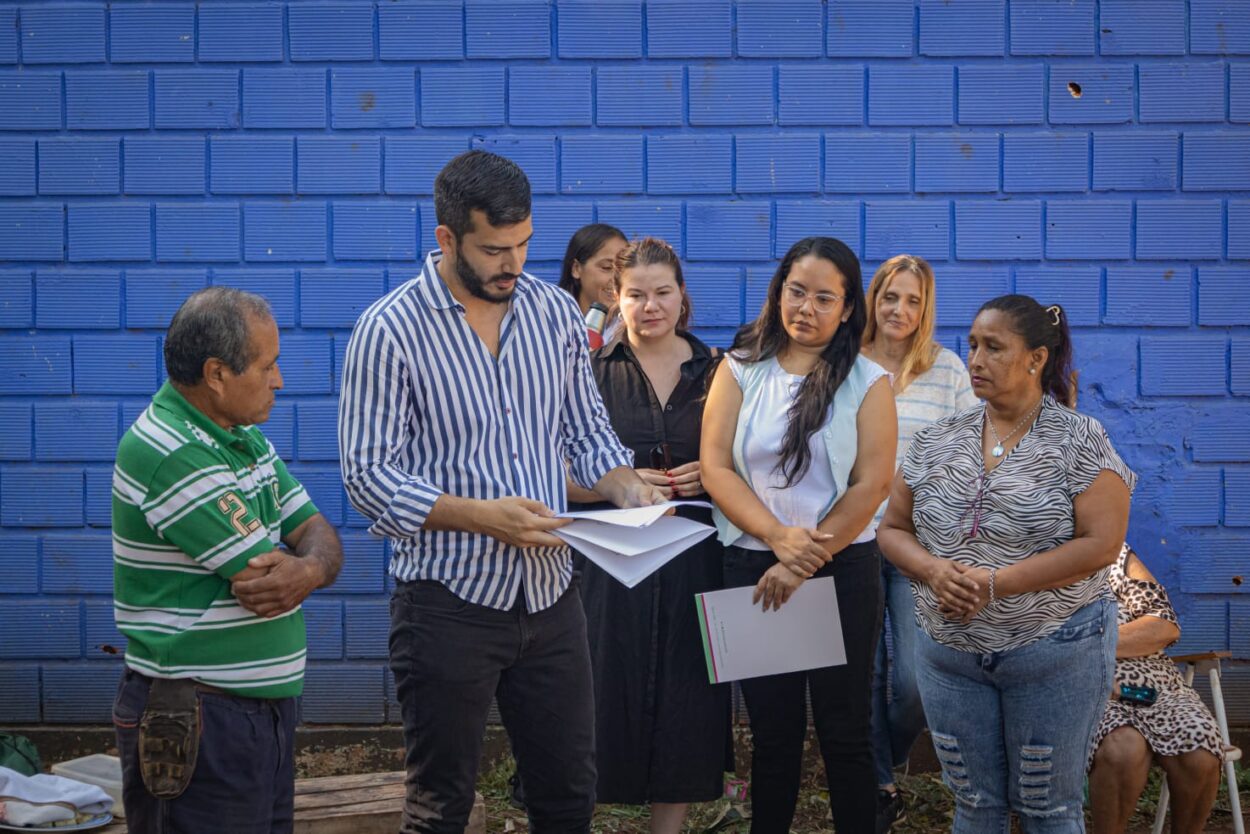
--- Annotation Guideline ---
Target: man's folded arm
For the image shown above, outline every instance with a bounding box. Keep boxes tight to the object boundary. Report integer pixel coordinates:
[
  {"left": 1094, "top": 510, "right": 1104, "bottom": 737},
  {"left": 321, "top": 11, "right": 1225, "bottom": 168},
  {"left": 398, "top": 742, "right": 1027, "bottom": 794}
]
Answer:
[{"left": 139, "top": 447, "right": 274, "bottom": 580}]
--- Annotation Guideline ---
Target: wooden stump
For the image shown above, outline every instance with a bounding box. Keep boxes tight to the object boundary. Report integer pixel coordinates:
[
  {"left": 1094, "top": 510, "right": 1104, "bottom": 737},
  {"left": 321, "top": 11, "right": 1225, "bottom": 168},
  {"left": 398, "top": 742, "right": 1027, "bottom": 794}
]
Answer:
[{"left": 100, "top": 772, "right": 485, "bottom": 834}]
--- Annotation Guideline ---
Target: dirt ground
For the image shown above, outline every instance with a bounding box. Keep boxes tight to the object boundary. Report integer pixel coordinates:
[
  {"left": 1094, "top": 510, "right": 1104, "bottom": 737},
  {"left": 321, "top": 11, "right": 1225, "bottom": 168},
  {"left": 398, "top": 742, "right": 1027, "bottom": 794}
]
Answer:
[
  {"left": 17, "top": 725, "right": 1245, "bottom": 831},
  {"left": 290, "top": 733, "right": 1246, "bottom": 833},
  {"left": 469, "top": 753, "right": 1246, "bottom": 834}
]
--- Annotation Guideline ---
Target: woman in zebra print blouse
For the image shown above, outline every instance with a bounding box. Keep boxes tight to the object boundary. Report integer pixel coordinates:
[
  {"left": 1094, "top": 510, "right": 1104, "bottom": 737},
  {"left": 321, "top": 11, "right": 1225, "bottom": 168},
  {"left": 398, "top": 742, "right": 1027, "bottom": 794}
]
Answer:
[{"left": 878, "top": 295, "right": 1136, "bottom": 834}]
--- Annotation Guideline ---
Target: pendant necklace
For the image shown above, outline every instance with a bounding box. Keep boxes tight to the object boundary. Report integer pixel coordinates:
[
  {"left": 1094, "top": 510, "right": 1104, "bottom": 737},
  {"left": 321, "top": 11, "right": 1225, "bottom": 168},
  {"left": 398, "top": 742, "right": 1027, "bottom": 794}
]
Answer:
[{"left": 985, "top": 399, "right": 1042, "bottom": 459}]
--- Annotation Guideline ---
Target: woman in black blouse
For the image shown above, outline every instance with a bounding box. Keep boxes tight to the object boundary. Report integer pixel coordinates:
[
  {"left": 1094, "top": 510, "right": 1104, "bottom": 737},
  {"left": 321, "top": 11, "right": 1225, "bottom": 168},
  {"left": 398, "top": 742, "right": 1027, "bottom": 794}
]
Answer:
[{"left": 575, "top": 237, "right": 732, "bottom": 834}]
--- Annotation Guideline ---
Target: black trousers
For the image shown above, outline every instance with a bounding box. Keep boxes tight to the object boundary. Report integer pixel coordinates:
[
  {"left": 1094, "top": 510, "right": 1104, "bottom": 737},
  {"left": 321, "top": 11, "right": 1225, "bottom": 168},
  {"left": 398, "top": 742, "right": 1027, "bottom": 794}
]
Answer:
[
  {"left": 724, "top": 541, "right": 884, "bottom": 834},
  {"left": 389, "top": 578, "right": 596, "bottom": 834},
  {"left": 112, "top": 668, "right": 299, "bottom": 834}
]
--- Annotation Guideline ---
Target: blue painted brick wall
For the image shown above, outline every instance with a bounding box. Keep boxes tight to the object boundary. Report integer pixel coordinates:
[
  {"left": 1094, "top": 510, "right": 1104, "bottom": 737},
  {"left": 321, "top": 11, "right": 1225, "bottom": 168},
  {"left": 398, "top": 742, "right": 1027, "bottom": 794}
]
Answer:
[
  {"left": 212, "top": 137, "right": 295, "bottom": 195},
  {"left": 1003, "top": 133, "right": 1088, "bottom": 192},
  {"left": 958, "top": 65, "right": 1044, "bottom": 125},
  {"left": 1, "top": 0, "right": 1247, "bottom": 726}
]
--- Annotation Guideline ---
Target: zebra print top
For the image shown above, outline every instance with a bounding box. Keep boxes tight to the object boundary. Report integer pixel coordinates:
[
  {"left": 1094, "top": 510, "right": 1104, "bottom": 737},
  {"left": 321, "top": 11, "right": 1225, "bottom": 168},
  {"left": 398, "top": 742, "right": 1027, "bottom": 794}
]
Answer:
[{"left": 902, "top": 396, "right": 1136, "bottom": 653}]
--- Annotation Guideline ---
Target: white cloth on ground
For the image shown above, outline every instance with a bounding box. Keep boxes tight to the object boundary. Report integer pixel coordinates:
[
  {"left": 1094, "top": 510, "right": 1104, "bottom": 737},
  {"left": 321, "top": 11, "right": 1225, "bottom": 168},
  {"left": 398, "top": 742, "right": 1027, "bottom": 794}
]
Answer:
[{"left": 0, "top": 765, "right": 113, "bottom": 826}]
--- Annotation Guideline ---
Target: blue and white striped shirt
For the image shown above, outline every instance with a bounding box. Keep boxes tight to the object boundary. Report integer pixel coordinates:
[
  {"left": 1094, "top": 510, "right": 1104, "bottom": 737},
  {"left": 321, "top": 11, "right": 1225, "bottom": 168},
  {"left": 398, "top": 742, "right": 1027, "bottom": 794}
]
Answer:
[{"left": 338, "top": 251, "right": 634, "bottom": 611}]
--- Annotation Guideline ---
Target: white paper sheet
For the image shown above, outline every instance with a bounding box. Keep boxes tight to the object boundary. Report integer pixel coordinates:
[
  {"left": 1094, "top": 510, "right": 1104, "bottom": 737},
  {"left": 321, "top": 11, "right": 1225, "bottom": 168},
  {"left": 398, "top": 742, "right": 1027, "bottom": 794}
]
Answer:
[
  {"left": 555, "top": 514, "right": 715, "bottom": 589},
  {"left": 558, "top": 500, "right": 713, "bottom": 528},
  {"left": 695, "top": 577, "right": 846, "bottom": 683}
]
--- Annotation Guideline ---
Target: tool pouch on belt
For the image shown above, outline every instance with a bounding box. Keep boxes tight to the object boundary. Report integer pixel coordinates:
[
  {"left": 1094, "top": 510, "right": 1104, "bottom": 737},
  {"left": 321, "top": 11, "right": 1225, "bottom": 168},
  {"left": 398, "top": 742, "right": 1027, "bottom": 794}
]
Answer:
[{"left": 138, "top": 678, "right": 201, "bottom": 799}]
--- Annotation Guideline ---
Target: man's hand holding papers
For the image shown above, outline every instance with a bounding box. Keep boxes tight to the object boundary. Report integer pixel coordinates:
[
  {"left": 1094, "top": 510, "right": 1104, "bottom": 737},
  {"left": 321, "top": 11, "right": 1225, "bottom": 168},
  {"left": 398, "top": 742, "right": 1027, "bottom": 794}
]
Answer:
[{"left": 554, "top": 501, "right": 716, "bottom": 588}]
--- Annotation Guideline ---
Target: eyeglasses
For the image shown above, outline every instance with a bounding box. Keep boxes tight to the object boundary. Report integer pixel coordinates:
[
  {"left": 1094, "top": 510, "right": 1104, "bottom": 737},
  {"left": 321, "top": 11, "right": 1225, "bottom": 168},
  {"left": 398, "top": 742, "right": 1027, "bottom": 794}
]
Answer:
[
  {"left": 960, "top": 471, "right": 989, "bottom": 539},
  {"left": 650, "top": 442, "right": 673, "bottom": 472},
  {"left": 781, "top": 283, "right": 843, "bottom": 315}
]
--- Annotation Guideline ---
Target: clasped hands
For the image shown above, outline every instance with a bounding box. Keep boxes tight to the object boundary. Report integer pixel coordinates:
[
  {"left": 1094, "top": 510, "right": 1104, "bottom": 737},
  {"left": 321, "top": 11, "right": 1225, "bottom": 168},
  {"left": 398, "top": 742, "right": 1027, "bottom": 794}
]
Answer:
[
  {"left": 635, "top": 461, "right": 705, "bottom": 500},
  {"left": 929, "top": 560, "right": 993, "bottom": 623},
  {"left": 754, "top": 526, "right": 834, "bottom": 611}
]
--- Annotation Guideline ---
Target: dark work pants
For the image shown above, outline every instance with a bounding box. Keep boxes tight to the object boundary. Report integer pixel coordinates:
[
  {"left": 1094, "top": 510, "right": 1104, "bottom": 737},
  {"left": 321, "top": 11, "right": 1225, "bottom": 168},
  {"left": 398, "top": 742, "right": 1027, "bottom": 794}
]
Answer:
[
  {"left": 724, "top": 541, "right": 884, "bottom": 834},
  {"left": 389, "top": 578, "right": 596, "bottom": 834},
  {"left": 112, "top": 668, "right": 299, "bottom": 834}
]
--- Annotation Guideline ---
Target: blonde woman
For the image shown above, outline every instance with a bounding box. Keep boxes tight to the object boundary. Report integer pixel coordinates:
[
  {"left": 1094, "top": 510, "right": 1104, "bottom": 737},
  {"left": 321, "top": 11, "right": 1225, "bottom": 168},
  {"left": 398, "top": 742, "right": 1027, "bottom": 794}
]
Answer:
[{"left": 860, "top": 255, "right": 977, "bottom": 832}]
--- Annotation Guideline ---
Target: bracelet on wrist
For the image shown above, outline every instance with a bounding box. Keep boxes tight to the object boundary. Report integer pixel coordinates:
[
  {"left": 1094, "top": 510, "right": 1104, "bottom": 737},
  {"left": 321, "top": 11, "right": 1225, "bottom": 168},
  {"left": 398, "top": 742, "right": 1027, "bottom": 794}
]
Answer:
[{"left": 988, "top": 568, "right": 998, "bottom": 604}]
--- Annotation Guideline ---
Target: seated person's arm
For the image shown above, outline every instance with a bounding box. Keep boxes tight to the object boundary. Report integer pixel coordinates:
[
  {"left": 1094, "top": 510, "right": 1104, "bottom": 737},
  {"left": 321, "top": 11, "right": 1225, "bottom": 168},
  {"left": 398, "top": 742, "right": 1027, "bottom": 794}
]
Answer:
[{"left": 1115, "top": 549, "right": 1181, "bottom": 659}]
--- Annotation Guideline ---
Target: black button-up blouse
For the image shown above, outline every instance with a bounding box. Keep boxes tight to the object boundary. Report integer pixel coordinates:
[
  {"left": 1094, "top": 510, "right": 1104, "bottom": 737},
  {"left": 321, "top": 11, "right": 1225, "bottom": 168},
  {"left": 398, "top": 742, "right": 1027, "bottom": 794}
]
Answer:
[{"left": 589, "top": 332, "right": 718, "bottom": 476}]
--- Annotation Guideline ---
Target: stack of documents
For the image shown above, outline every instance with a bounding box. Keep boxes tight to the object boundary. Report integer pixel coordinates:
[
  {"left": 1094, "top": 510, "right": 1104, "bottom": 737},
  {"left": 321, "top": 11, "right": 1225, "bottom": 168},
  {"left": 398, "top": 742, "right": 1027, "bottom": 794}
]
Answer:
[
  {"left": 554, "top": 501, "right": 715, "bottom": 589},
  {"left": 695, "top": 577, "right": 846, "bottom": 683}
]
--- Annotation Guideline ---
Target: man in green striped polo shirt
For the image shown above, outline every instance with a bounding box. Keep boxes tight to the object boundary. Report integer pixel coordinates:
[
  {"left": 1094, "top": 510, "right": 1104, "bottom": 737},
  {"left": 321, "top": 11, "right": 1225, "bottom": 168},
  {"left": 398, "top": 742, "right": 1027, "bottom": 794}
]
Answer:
[{"left": 111, "top": 286, "right": 342, "bottom": 833}]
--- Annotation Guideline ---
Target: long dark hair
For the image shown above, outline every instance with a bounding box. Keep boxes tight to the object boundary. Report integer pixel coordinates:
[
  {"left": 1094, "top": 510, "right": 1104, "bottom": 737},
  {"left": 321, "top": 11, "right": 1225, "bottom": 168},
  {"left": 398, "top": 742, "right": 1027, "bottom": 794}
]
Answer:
[
  {"left": 977, "top": 294, "right": 1075, "bottom": 405},
  {"left": 613, "top": 236, "right": 692, "bottom": 331},
  {"left": 558, "top": 223, "right": 626, "bottom": 300},
  {"left": 731, "top": 236, "right": 867, "bottom": 486}
]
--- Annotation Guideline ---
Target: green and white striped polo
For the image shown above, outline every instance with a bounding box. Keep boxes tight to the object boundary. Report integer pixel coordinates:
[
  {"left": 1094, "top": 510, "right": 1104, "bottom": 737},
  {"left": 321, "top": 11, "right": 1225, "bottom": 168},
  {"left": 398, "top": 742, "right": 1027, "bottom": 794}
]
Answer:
[{"left": 112, "top": 382, "right": 319, "bottom": 699}]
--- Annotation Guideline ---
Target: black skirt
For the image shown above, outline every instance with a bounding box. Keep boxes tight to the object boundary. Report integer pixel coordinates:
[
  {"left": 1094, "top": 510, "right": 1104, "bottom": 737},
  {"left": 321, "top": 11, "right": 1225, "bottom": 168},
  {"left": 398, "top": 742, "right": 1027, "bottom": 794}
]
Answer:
[{"left": 577, "top": 503, "right": 734, "bottom": 804}]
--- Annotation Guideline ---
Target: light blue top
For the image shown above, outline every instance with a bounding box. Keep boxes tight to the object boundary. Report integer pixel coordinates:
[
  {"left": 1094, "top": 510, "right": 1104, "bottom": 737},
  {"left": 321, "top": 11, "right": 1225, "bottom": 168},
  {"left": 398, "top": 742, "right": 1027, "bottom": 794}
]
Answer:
[{"left": 713, "top": 353, "right": 888, "bottom": 548}]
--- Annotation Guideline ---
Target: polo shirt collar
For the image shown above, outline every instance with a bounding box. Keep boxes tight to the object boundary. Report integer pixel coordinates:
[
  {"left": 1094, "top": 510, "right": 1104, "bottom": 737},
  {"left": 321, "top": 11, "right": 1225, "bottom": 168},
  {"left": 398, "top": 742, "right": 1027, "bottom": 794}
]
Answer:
[{"left": 153, "top": 381, "right": 253, "bottom": 452}]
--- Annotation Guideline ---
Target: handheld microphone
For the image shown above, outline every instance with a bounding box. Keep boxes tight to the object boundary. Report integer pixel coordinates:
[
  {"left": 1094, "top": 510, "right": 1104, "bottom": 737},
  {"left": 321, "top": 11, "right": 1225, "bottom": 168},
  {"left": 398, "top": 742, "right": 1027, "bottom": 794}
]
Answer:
[{"left": 585, "top": 302, "right": 609, "bottom": 349}]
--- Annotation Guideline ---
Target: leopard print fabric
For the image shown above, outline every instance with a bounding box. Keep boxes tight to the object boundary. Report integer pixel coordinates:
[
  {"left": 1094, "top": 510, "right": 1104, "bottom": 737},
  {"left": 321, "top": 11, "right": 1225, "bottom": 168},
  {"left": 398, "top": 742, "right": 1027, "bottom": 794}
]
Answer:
[{"left": 1088, "top": 544, "right": 1223, "bottom": 768}]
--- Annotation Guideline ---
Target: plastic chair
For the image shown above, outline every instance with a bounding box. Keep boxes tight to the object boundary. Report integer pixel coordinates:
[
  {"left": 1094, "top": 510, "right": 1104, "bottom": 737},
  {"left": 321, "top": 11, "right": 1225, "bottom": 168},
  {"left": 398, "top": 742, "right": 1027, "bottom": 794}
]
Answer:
[{"left": 1151, "top": 651, "right": 1244, "bottom": 834}]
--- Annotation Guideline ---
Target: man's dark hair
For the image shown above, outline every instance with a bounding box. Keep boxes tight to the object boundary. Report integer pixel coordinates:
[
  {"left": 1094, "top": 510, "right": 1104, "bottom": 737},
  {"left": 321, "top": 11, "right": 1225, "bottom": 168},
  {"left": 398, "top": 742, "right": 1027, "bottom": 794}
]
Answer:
[
  {"left": 164, "top": 287, "right": 273, "bottom": 385},
  {"left": 434, "top": 149, "right": 532, "bottom": 239}
]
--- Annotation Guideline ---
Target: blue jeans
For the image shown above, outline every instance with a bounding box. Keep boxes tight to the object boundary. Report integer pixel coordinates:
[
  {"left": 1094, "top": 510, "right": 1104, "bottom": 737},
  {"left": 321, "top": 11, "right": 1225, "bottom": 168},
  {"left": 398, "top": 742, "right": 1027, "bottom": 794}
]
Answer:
[
  {"left": 915, "top": 598, "right": 1117, "bottom": 834},
  {"left": 870, "top": 560, "right": 927, "bottom": 787}
]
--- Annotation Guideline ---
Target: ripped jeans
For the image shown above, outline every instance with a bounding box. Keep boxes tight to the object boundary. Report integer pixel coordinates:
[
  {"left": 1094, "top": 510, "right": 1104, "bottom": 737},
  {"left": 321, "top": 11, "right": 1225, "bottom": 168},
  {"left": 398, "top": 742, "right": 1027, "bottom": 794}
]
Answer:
[{"left": 915, "top": 598, "right": 1116, "bottom": 833}]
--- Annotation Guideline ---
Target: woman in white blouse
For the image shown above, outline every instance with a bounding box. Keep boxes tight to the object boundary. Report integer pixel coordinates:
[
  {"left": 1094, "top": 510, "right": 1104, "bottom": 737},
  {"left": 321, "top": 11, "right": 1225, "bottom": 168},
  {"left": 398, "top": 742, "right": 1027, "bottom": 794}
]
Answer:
[
  {"left": 859, "top": 255, "right": 977, "bottom": 830},
  {"left": 702, "top": 236, "right": 896, "bottom": 833}
]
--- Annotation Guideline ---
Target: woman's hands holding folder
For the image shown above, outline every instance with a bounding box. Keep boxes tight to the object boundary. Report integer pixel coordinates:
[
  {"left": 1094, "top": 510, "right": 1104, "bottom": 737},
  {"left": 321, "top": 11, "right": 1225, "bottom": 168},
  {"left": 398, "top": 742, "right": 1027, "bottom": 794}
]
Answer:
[
  {"left": 754, "top": 562, "right": 806, "bottom": 611},
  {"left": 750, "top": 560, "right": 810, "bottom": 612}
]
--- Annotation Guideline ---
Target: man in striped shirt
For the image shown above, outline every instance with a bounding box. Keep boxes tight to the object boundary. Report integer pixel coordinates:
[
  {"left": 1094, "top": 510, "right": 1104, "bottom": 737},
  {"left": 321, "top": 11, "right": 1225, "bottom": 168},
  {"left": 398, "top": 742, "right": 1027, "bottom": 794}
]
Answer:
[
  {"left": 339, "top": 150, "right": 665, "bottom": 833},
  {"left": 112, "top": 287, "right": 342, "bottom": 832}
]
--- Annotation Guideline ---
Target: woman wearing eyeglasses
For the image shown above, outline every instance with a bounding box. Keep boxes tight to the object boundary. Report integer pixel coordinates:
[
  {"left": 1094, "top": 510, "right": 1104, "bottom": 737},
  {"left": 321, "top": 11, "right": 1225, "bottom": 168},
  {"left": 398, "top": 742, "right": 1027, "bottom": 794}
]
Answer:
[
  {"left": 877, "top": 296, "right": 1135, "bottom": 833},
  {"left": 575, "top": 237, "right": 732, "bottom": 834},
  {"left": 859, "top": 255, "right": 978, "bottom": 831},
  {"left": 701, "top": 236, "right": 897, "bottom": 833}
]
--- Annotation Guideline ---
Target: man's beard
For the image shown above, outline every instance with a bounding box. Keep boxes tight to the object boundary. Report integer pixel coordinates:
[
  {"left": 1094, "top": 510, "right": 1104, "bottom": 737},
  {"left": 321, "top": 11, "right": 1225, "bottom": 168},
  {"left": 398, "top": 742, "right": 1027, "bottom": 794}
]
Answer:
[{"left": 455, "top": 252, "right": 518, "bottom": 305}]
